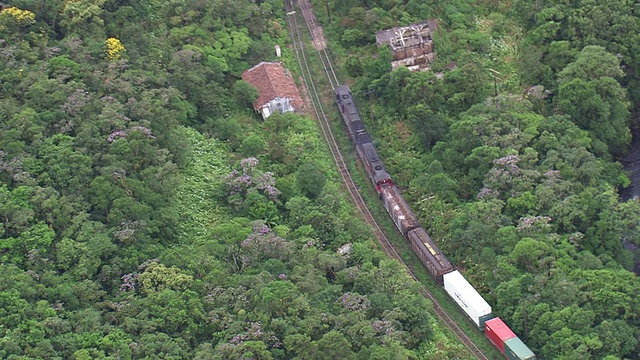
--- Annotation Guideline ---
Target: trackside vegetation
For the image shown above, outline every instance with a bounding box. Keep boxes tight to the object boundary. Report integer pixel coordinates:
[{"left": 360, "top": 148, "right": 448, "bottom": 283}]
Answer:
[
  {"left": 315, "top": 0, "right": 640, "bottom": 358},
  {"left": 0, "top": 1, "right": 473, "bottom": 358},
  {"left": 1, "top": 0, "right": 639, "bottom": 358}
]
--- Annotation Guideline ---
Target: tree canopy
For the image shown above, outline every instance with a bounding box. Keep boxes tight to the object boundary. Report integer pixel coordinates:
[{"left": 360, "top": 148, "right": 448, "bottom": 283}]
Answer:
[
  {"left": 319, "top": 0, "right": 640, "bottom": 358},
  {"left": 2, "top": 0, "right": 640, "bottom": 359},
  {"left": 0, "top": 1, "right": 469, "bottom": 358}
]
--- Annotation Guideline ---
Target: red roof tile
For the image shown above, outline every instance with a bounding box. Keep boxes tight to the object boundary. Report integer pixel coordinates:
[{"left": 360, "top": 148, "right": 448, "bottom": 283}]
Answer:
[{"left": 241, "top": 62, "right": 303, "bottom": 112}]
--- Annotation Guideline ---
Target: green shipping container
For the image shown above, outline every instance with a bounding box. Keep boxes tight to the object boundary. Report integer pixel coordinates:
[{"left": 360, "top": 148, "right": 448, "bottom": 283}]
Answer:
[{"left": 504, "top": 337, "right": 536, "bottom": 360}]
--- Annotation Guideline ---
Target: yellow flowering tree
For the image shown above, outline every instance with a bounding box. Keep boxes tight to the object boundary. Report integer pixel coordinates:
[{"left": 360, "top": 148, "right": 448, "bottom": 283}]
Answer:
[
  {"left": 0, "top": 6, "right": 36, "bottom": 31},
  {"left": 106, "top": 37, "right": 126, "bottom": 61}
]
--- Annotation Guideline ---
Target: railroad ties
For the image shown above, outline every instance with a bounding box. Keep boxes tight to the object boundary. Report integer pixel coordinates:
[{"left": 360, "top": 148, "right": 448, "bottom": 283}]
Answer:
[{"left": 284, "top": 1, "right": 489, "bottom": 359}]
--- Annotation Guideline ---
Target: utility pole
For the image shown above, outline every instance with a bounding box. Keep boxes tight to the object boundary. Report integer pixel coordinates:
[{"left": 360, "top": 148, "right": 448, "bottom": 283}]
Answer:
[
  {"left": 369, "top": 91, "right": 373, "bottom": 126},
  {"left": 523, "top": 300, "right": 529, "bottom": 341},
  {"left": 488, "top": 68, "right": 501, "bottom": 97},
  {"left": 362, "top": 89, "right": 375, "bottom": 128},
  {"left": 326, "top": 0, "right": 330, "bottom": 24}
]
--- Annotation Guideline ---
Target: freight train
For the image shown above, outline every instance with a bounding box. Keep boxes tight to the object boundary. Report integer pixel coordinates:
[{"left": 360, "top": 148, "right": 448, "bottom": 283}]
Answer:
[{"left": 335, "top": 85, "right": 536, "bottom": 360}]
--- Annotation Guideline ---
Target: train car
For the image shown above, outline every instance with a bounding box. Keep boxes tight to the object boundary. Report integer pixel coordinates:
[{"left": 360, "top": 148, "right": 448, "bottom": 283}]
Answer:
[
  {"left": 356, "top": 142, "right": 392, "bottom": 193},
  {"left": 334, "top": 85, "right": 372, "bottom": 146},
  {"left": 331, "top": 35, "right": 537, "bottom": 360},
  {"left": 406, "top": 227, "right": 453, "bottom": 285},
  {"left": 350, "top": 118, "right": 372, "bottom": 146},
  {"left": 485, "top": 317, "right": 516, "bottom": 355},
  {"left": 335, "top": 85, "right": 391, "bottom": 192},
  {"left": 335, "top": 85, "right": 362, "bottom": 140},
  {"left": 504, "top": 337, "right": 536, "bottom": 360},
  {"left": 443, "top": 270, "right": 493, "bottom": 329},
  {"left": 380, "top": 186, "right": 419, "bottom": 234}
]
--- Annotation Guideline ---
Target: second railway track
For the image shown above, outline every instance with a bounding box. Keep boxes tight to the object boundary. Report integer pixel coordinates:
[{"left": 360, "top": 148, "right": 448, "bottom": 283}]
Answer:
[{"left": 284, "top": 0, "right": 490, "bottom": 359}]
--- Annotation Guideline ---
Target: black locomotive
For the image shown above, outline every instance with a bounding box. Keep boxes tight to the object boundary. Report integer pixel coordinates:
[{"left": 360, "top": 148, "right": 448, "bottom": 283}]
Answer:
[
  {"left": 335, "top": 85, "right": 392, "bottom": 193},
  {"left": 335, "top": 85, "right": 452, "bottom": 282}
]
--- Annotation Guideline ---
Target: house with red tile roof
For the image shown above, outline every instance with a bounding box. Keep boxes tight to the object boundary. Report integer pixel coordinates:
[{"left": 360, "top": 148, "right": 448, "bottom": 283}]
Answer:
[{"left": 241, "top": 62, "right": 303, "bottom": 119}]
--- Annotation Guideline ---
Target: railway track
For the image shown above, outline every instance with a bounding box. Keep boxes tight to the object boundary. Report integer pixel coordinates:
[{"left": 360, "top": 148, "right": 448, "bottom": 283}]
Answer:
[{"left": 284, "top": 1, "right": 490, "bottom": 359}]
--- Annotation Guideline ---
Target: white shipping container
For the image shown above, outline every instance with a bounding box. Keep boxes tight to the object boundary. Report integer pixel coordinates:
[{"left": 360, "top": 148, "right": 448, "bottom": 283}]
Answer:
[{"left": 443, "top": 270, "right": 493, "bottom": 329}]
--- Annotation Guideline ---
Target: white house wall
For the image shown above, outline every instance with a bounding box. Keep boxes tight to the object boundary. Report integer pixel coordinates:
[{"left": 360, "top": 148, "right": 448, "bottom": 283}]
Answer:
[{"left": 260, "top": 97, "right": 296, "bottom": 119}]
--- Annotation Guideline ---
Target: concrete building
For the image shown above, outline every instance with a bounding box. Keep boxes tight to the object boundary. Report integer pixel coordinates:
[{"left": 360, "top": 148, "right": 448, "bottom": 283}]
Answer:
[
  {"left": 241, "top": 62, "right": 303, "bottom": 119},
  {"left": 376, "top": 19, "right": 438, "bottom": 72}
]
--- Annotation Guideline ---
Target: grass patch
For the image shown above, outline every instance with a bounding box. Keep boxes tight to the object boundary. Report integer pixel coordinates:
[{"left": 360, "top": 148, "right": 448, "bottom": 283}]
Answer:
[{"left": 176, "top": 127, "right": 231, "bottom": 245}]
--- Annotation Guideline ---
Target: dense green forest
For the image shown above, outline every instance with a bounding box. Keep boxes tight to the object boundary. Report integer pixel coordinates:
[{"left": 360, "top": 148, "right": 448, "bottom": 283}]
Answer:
[
  {"left": 0, "top": 0, "right": 472, "bottom": 359},
  {"left": 316, "top": 0, "right": 640, "bottom": 359},
  {"left": 2, "top": 0, "right": 640, "bottom": 359}
]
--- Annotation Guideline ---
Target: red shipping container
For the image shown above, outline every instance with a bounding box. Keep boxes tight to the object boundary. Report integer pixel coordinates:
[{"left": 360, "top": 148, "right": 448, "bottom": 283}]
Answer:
[{"left": 485, "top": 317, "right": 517, "bottom": 355}]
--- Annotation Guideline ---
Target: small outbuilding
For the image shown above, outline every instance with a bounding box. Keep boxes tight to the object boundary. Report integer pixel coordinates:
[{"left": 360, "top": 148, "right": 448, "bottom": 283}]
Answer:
[
  {"left": 337, "top": 243, "right": 352, "bottom": 256},
  {"left": 376, "top": 19, "right": 438, "bottom": 72},
  {"left": 241, "top": 62, "right": 303, "bottom": 120}
]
